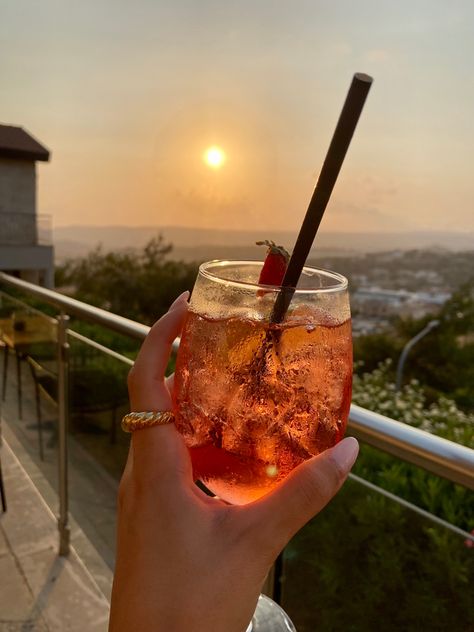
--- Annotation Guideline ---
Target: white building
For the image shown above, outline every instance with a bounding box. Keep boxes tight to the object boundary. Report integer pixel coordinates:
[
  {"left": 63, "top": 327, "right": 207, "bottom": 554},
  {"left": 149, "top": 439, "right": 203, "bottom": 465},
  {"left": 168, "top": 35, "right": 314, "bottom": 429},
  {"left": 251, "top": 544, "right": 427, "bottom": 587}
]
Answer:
[{"left": 0, "top": 124, "right": 54, "bottom": 287}]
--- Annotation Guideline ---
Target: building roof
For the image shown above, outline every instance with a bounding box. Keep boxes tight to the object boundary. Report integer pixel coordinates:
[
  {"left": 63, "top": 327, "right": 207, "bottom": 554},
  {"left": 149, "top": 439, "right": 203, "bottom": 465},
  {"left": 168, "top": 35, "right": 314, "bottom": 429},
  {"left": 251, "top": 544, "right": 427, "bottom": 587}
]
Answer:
[{"left": 0, "top": 124, "right": 50, "bottom": 162}]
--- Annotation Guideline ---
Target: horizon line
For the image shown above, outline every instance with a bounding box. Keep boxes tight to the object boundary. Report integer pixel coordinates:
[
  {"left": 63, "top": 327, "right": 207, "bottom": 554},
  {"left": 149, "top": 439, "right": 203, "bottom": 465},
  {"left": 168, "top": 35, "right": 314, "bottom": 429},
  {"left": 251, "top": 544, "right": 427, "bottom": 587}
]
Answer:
[{"left": 52, "top": 224, "right": 474, "bottom": 235}]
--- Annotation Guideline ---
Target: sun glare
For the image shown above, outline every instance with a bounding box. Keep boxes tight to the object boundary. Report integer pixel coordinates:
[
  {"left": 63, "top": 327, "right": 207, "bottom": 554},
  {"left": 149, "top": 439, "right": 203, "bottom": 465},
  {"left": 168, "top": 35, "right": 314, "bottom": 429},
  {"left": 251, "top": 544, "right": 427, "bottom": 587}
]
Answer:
[{"left": 204, "top": 146, "right": 226, "bottom": 169}]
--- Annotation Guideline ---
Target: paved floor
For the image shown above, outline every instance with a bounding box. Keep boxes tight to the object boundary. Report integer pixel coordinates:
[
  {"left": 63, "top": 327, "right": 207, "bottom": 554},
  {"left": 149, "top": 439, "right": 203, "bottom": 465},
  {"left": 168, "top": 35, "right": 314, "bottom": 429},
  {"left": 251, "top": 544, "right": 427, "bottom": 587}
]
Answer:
[
  {"left": 1, "top": 349, "right": 128, "bottom": 573},
  {"left": 0, "top": 440, "right": 110, "bottom": 631}
]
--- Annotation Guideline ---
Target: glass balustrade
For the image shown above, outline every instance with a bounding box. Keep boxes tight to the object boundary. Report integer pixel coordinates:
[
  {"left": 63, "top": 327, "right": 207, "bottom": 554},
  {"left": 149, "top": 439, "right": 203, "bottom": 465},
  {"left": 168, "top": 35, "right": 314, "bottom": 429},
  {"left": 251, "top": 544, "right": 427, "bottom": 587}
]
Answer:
[
  {"left": 0, "top": 291, "right": 59, "bottom": 496},
  {"left": 66, "top": 330, "right": 131, "bottom": 567}
]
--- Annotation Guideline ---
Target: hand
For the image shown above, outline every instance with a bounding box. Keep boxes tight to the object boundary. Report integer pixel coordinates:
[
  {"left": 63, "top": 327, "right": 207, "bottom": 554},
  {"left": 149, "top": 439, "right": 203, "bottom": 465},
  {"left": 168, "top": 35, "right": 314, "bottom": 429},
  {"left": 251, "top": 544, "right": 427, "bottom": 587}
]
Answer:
[{"left": 109, "top": 292, "right": 359, "bottom": 632}]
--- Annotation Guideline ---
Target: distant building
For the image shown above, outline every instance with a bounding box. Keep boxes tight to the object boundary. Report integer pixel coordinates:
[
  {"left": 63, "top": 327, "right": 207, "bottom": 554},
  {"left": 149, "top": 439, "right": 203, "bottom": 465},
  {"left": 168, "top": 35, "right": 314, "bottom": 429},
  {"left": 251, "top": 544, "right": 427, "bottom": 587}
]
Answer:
[
  {"left": 0, "top": 124, "right": 54, "bottom": 287},
  {"left": 352, "top": 287, "right": 450, "bottom": 320}
]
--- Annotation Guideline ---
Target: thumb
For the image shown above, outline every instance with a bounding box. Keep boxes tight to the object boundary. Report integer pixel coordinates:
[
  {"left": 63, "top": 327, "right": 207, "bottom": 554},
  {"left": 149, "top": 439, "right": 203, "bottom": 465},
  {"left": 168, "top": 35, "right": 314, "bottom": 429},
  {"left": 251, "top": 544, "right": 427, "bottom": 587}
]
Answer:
[{"left": 246, "top": 437, "right": 359, "bottom": 554}]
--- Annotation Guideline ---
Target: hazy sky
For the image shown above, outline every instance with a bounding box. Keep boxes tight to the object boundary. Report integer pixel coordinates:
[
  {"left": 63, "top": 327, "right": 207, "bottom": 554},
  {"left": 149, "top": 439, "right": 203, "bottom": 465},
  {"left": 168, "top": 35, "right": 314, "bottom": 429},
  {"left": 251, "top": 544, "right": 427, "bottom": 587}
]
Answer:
[{"left": 2, "top": 0, "right": 474, "bottom": 233}]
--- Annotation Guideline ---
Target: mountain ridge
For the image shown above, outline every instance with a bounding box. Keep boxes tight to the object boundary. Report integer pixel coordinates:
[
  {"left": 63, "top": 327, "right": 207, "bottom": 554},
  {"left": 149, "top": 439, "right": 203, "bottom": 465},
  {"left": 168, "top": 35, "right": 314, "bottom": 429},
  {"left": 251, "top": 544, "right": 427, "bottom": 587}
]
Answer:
[{"left": 53, "top": 225, "right": 474, "bottom": 262}]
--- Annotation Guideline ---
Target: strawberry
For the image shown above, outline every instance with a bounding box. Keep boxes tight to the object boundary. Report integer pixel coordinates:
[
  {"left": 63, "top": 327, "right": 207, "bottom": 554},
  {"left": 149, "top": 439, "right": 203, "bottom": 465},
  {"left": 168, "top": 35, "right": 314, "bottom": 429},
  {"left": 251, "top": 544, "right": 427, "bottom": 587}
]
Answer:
[{"left": 256, "top": 240, "right": 290, "bottom": 294}]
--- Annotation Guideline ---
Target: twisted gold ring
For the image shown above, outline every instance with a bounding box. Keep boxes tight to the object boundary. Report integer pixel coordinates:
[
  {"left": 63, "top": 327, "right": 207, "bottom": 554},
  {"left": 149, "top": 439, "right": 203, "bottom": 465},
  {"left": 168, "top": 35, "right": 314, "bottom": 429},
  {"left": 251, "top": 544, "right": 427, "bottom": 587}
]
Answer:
[{"left": 121, "top": 411, "right": 175, "bottom": 433}]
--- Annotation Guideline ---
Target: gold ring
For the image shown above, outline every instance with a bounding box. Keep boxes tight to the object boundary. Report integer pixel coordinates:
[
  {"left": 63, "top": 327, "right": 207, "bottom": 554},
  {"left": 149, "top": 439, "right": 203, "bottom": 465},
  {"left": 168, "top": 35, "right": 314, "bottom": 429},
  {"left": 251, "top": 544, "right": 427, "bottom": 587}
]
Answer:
[{"left": 121, "top": 411, "right": 175, "bottom": 433}]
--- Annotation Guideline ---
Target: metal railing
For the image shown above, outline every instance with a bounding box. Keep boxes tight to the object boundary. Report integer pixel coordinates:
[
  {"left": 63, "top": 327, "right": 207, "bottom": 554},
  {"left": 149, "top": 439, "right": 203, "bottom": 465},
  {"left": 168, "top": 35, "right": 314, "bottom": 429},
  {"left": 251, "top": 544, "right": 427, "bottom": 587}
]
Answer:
[
  {"left": 349, "top": 404, "right": 473, "bottom": 489},
  {"left": 37, "top": 214, "right": 53, "bottom": 246},
  {"left": 0, "top": 212, "right": 52, "bottom": 247},
  {"left": 0, "top": 273, "right": 149, "bottom": 340},
  {"left": 1, "top": 271, "right": 473, "bottom": 560}
]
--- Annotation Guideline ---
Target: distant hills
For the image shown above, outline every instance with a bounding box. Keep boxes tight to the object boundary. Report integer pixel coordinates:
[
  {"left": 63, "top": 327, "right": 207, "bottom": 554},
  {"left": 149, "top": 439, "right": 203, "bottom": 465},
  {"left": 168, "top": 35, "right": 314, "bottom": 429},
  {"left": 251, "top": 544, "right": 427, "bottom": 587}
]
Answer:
[{"left": 53, "top": 225, "right": 474, "bottom": 262}]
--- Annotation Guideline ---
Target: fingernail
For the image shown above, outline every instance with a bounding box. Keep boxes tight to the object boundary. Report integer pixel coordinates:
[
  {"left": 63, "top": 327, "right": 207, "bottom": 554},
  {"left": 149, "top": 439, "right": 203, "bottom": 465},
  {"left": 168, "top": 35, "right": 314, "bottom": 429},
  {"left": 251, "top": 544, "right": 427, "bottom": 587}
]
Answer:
[
  {"left": 169, "top": 291, "right": 190, "bottom": 310},
  {"left": 330, "top": 437, "right": 359, "bottom": 471}
]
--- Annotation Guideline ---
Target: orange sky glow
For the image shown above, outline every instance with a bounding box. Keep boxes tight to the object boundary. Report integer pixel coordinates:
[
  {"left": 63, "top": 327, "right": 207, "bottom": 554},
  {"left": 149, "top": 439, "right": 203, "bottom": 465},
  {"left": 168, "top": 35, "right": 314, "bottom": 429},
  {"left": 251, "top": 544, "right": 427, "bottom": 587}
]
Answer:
[{"left": 1, "top": 1, "right": 474, "bottom": 234}]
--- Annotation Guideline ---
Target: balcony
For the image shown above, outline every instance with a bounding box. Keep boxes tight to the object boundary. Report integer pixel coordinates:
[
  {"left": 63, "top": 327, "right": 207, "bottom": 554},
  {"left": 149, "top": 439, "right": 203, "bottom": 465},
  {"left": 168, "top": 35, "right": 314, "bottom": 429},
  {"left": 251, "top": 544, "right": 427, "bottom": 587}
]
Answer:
[
  {"left": 0, "top": 212, "right": 52, "bottom": 247},
  {"left": 0, "top": 272, "right": 473, "bottom": 631}
]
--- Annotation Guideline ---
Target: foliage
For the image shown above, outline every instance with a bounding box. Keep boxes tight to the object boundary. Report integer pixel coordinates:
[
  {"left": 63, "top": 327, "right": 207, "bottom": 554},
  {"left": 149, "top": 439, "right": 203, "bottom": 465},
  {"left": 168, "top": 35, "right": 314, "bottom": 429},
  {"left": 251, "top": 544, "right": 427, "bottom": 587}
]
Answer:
[
  {"left": 68, "top": 319, "right": 141, "bottom": 359},
  {"left": 0, "top": 286, "right": 57, "bottom": 319},
  {"left": 282, "top": 477, "right": 474, "bottom": 632},
  {"left": 354, "top": 280, "right": 474, "bottom": 411},
  {"left": 351, "top": 360, "right": 473, "bottom": 528},
  {"left": 55, "top": 234, "right": 199, "bottom": 326},
  {"left": 282, "top": 361, "right": 474, "bottom": 631},
  {"left": 352, "top": 359, "right": 473, "bottom": 448},
  {"left": 353, "top": 331, "right": 401, "bottom": 373}
]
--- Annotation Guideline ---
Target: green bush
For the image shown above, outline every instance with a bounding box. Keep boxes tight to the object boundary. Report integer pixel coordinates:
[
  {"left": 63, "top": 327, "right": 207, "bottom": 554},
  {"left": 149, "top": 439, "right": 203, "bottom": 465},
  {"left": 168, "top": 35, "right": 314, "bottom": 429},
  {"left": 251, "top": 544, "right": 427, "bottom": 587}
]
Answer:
[
  {"left": 280, "top": 361, "right": 474, "bottom": 631},
  {"left": 282, "top": 478, "right": 474, "bottom": 632},
  {"left": 55, "top": 234, "right": 198, "bottom": 325},
  {"left": 351, "top": 360, "right": 473, "bottom": 529}
]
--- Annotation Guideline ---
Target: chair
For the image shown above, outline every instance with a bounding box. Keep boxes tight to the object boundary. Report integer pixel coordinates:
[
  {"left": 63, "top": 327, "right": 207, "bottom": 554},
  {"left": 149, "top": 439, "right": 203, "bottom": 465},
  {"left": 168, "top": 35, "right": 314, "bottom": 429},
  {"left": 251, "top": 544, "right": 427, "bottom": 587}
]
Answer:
[
  {"left": 1, "top": 338, "right": 24, "bottom": 419},
  {"left": 0, "top": 458, "right": 6, "bottom": 512},
  {"left": 68, "top": 366, "right": 126, "bottom": 444},
  {"left": 1, "top": 314, "right": 57, "bottom": 420},
  {"left": 28, "top": 356, "right": 127, "bottom": 460},
  {"left": 0, "top": 399, "right": 6, "bottom": 512},
  {"left": 1, "top": 339, "right": 6, "bottom": 401},
  {"left": 27, "top": 356, "right": 56, "bottom": 461}
]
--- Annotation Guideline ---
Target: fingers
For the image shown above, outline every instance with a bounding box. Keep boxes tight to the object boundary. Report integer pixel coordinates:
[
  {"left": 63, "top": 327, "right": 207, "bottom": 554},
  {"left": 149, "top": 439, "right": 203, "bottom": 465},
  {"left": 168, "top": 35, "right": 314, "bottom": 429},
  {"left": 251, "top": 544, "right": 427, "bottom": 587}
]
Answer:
[
  {"left": 130, "top": 424, "right": 193, "bottom": 491},
  {"left": 125, "top": 292, "right": 192, "bottom": 491},
  {"left": 128, "top": 292, "right": 188, "bottom": 411},
  {"left": 134, "top": 290, "right": 188, "bottom": 380},
  {"left": 245, "top": 437, "right": 359, "bottom": 554}
]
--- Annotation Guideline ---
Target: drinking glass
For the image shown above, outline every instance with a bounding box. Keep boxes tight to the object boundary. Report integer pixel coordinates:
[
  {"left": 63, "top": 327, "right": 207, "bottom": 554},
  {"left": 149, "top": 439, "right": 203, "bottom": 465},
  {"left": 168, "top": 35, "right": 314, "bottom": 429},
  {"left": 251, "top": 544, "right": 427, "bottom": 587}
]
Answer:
[{"left": 173, "top": 260, "right": 352, "bottom": 505}]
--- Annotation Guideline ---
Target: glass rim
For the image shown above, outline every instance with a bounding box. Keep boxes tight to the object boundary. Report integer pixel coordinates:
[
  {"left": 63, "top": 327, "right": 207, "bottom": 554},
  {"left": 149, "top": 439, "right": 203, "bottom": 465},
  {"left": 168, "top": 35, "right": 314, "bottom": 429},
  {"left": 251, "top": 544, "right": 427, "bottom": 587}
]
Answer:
[{"left": 198, "top": 260, "right": 348, "bottom": 294}]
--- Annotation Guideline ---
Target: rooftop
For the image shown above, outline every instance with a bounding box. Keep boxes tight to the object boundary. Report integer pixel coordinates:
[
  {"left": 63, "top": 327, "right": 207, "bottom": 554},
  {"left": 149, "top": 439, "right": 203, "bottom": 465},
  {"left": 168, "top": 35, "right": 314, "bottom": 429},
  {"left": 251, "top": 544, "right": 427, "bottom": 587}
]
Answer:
[{"left": 0, "top": 125, "right": 50, "bottom": 162}]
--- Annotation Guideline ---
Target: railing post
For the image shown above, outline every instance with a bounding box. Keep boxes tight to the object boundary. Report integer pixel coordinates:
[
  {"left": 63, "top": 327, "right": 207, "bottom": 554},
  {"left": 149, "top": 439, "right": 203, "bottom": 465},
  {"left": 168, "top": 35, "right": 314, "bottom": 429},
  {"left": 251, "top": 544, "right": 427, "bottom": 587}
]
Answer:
[
  {"left": 395, "top": 319, "right": 440, "bottom": 391},
  {"left": 57, "top": 313, "right": 70, "bottom": 556}
]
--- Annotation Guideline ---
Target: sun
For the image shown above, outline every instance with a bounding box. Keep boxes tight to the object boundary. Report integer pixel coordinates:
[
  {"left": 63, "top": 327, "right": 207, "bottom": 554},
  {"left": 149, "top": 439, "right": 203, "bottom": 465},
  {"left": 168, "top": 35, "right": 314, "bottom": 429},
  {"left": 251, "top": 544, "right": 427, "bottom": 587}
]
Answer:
[{"left": 204, "top": 145, "right": 226, "bottom": 169}]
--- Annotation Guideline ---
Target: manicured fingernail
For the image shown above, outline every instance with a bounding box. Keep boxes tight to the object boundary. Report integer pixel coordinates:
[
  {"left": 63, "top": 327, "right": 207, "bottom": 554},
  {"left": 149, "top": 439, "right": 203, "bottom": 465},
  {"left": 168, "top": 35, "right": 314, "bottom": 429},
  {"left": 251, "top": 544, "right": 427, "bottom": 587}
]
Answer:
[
  {"left": 330, "top": 437, "right": 359, "bottom": 471},
  {"left": 169, "top": 291, "right": 190, "bottom": 310}
]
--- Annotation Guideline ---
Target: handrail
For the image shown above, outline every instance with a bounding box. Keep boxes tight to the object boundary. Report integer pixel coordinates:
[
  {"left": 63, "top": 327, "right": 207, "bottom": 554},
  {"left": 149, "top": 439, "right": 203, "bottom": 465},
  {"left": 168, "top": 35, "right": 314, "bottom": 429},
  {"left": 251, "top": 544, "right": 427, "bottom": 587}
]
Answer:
[
  {"left": 1, "top": 272, "right": 473, "bottom": 490},
  {"left": 349, "top": 473, "right": 474, "bottom": 541},
  {"left": 0, "top": 272, "right": 150, "bottom": 341},
  {"left": 0, "top": 212, "right": 53, "bottom": 247},
  {"left": 0, "top": 289, "right": 57, "bottom": 322},
  {"left": 349, "top": 405, "right": 474, "bottom": 490},
  {"left": 67, "top": 329, "right": 134, "bottom": 366}
]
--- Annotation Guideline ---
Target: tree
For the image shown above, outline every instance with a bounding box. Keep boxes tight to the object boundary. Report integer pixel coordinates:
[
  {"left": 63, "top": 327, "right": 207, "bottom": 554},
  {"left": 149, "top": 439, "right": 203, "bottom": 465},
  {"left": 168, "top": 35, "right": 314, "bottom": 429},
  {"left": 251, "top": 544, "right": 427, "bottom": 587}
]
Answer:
[{"left": 55, "top": 235, "right": 199, "bottom": 325}]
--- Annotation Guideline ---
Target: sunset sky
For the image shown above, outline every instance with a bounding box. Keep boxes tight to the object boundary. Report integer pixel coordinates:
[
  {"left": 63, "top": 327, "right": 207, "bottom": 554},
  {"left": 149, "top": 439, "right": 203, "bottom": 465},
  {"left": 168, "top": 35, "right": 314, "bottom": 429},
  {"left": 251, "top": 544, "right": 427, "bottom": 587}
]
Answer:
[{"left": 2, "top": 1, "right": 474, "bottom": 233}]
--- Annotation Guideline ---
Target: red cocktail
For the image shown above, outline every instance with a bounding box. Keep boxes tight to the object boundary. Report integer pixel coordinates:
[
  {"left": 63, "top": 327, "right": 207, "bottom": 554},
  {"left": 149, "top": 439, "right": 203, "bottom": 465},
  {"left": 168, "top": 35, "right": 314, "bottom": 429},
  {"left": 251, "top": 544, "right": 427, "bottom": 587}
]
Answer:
[{"left": 173, "top": 260, "right": 352, "bottom": 504}]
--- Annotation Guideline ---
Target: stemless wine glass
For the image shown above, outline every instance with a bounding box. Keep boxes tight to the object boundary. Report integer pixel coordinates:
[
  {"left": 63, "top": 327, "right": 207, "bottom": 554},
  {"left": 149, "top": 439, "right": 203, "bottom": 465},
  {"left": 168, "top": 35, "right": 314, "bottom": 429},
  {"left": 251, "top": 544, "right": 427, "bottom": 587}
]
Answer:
[{"left": 173, "top": 260, "right": 352, "bottom": 505}]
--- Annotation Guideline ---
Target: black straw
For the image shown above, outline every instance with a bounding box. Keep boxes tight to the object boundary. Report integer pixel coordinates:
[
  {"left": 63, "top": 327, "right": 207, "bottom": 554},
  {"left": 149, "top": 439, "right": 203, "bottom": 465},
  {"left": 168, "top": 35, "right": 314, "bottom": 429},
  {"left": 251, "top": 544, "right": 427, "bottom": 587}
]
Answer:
[{"left": 271, "top": 72, "right": 373, "bottom": 323}]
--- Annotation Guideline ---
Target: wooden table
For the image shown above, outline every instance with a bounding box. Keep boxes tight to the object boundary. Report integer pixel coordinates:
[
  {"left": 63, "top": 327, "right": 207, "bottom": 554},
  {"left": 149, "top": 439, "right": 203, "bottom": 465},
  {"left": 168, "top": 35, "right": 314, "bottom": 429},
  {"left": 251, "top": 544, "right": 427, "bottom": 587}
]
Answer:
[{"left": 0, "top": 314, "right": 57, "bottom": 418}]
